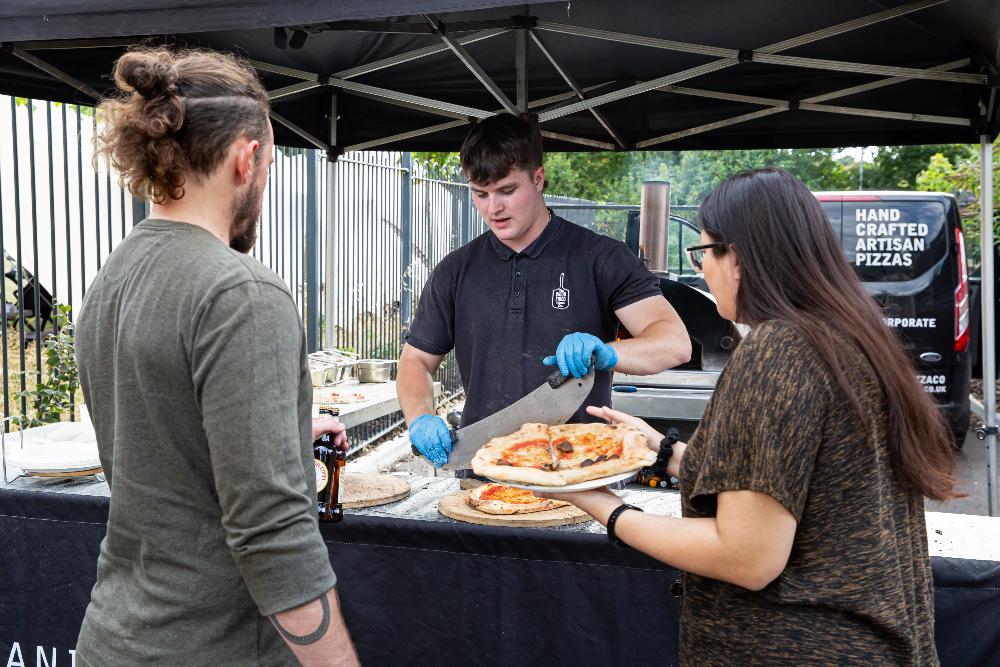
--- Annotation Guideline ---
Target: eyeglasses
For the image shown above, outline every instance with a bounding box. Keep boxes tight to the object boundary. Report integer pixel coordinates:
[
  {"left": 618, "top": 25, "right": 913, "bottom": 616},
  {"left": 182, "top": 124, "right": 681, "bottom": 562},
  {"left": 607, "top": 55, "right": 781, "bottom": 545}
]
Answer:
[{"left": 685, "top": 242, "right": 726, "bottom": 272}]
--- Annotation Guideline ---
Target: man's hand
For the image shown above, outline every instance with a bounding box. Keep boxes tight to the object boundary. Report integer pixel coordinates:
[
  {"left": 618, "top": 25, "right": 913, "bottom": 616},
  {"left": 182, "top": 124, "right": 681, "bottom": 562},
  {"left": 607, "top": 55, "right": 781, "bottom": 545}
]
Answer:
[
  {"left": 408, "top": 413, "right": 452, "bottom": 467},
  {"left": 543, "top": 332, "right": 618, "bottom": 378},
  {"left": 313, "top": 418, "right": 348, "bottom": 451}
]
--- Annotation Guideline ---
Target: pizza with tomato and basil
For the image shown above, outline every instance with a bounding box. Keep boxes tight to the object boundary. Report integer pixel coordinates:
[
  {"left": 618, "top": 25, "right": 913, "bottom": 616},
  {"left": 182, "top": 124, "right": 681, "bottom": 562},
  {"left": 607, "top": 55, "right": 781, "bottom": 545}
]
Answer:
[
  {"left": 470, "top": 422, "right": 655, "bottom": 486},
  {"left": 466, "top": 483, "right": 571, "bottom": 514}
]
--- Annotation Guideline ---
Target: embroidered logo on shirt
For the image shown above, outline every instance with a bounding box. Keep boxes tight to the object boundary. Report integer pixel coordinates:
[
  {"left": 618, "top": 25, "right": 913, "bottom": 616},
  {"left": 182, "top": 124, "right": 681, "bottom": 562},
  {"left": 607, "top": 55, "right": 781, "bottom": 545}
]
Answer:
[{"left": 552, "top": 273, "right": 569, "bottom": 309}]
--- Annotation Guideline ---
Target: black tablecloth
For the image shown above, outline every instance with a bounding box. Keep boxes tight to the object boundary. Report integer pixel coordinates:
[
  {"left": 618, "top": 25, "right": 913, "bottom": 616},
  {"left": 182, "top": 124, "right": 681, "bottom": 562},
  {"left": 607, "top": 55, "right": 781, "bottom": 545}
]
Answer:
[{"left": 1, "top": 487, "right": 998, "bottom": 667}]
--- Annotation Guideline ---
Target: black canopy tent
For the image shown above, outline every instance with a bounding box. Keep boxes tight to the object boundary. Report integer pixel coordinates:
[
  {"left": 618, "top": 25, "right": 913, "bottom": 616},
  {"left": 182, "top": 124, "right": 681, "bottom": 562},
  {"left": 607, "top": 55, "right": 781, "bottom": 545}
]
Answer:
[
  {"left": 1, "top": 0, "right": 998, "bottom": 153},
  {"left": 0, "top": 0, "right": 997, "bottom": 516}
]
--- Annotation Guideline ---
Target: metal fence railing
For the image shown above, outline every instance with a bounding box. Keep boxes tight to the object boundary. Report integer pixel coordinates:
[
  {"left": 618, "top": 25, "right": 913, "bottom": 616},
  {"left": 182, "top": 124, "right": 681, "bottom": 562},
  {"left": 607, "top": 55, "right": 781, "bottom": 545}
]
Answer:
[
  {"left": 0, "top": 97, "right": 487, "bottom": 453},
  {"left": 0, "top": 94, "right": 707, "bottom": 454}
]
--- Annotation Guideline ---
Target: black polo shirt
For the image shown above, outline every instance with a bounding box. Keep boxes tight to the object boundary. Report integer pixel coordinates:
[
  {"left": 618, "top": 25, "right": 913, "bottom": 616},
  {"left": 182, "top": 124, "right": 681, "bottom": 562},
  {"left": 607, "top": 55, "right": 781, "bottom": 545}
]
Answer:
[{"left": 406, "top": 214, "right": 662, "bottom": 427}]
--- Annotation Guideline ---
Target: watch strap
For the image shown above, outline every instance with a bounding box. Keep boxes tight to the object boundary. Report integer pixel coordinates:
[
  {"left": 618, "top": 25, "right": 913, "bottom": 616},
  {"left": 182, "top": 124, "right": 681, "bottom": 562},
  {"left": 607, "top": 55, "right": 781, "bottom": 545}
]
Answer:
[{"left": 607, "top": 504, "right": 644, "bottom": 547}]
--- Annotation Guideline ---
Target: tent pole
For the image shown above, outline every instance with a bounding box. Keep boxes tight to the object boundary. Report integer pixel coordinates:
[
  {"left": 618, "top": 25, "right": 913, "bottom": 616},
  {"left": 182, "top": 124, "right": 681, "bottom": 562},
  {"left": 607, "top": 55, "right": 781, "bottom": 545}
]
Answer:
[
  {"left": 325, "top": 96, "right": 339, "bottom": 350},
  {"left": 515, "top": 23, "right": 529, "bottom": 113},
  {"left": 981, "top": 134, "right": 998, "bottom": 517},
  {"left": 305, "top": 149, "right": 320, "bottom": 353}
]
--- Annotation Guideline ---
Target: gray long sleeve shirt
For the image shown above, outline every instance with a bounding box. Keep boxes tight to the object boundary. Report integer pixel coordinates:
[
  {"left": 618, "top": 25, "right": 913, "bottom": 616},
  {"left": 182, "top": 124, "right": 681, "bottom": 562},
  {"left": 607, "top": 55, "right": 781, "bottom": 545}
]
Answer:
[{"left": 74, "top": 219, "right": 336, "bottom": 666}]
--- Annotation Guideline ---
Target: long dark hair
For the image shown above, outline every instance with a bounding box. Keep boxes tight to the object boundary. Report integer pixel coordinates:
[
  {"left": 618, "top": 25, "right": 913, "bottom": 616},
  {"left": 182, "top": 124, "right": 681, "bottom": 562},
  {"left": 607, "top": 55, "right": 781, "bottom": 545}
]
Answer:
[{"left": 699, "top": 168, "right": 960, "bottom": 501}]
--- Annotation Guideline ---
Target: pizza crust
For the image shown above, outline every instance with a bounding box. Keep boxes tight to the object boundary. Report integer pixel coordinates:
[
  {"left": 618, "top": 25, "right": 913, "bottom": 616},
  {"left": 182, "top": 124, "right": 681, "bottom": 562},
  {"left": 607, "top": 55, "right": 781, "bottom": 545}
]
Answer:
[
  {"left": 471, "top": 423, "right": 656, "bottom": 487},
  {"left": 466, "top": 484, "right": 571, "bottom": 515},
  {"left": 472, "top": 463, "right": 568, "bottom": 486}
]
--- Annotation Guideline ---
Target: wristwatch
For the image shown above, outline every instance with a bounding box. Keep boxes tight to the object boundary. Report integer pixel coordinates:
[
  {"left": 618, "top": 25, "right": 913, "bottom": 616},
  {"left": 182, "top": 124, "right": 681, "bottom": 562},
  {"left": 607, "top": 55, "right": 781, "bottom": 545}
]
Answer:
[{"left": 606, "top": 504, "right": 643, "bottom": 547}]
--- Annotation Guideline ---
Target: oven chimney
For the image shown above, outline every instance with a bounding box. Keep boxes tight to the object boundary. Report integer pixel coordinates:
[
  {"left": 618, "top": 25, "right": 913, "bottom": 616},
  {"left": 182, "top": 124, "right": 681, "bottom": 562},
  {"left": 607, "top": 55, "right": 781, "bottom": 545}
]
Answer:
[{"left": 639, "top": 181, "right": 671, "bottom": 273}]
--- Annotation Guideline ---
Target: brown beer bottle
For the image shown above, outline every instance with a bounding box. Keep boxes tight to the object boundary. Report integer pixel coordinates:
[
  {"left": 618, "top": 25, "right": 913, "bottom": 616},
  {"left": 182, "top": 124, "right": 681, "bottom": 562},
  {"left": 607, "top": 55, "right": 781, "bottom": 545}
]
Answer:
[{"left": 315, "top": 407, "right": 345, "bottom": 523}]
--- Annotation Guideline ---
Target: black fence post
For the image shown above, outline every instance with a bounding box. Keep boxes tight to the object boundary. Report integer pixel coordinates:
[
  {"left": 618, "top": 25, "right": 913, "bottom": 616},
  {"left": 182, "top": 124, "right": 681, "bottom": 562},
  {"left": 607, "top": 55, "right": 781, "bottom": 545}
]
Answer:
[{"left": 131, "top": 195, "right": 147, "bottom": 227}]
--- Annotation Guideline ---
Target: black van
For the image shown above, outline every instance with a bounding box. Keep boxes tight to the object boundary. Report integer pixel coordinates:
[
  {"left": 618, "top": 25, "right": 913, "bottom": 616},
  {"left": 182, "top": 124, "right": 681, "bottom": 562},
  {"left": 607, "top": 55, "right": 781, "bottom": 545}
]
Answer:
[
  {"left": 616, "top": 193, "right": 971, "bottom": 445},
  {"left": 815, "top": 192, "right": 972, "bottom": 443}
]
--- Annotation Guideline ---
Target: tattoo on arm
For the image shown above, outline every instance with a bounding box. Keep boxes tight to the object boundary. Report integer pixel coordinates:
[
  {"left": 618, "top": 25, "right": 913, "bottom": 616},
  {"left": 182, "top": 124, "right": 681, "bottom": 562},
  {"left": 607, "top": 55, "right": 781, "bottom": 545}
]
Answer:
[{"left": 270, "top": 594, "right": 331, "bottom": 646}]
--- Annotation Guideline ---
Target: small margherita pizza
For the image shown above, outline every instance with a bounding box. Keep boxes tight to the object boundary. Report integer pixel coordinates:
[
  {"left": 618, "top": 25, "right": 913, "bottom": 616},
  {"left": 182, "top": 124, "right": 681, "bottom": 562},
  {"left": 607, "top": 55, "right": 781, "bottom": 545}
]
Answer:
[
  {"left": 466, "top": 483, "right": 571, "bottom": 515},
  {"left": 471, "top": 422, "right": 655, "bottom": 486}
]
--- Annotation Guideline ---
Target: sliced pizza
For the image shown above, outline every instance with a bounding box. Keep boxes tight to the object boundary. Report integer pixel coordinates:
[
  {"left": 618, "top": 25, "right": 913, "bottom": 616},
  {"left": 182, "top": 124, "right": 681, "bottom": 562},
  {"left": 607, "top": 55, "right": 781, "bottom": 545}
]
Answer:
[
  {"left": 470, "top": 423, "right": 562, "bottom": 485},
  {"left": 471, "top": 422, "right": 656, "bottom": 487},
  {"left": 549, "top": 423, "right": 654, "bottom": 484},
  {"left": 466, "top": 483, "right": 571, "bottom": 515}
]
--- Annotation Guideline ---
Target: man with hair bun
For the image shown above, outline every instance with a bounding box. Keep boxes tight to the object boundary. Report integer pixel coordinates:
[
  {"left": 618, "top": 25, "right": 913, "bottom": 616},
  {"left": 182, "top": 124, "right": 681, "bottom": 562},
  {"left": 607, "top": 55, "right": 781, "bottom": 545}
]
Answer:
[
  {"left": 399, "top": 113, "right": 691, "bottom": 472},
  {"left": 76, "top": 47, "right": 358, "bottom": 667}
]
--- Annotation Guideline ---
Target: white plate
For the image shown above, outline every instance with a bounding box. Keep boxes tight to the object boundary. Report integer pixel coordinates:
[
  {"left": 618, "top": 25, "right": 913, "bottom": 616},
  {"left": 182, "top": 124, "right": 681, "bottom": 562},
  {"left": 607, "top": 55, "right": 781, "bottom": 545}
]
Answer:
[
  {"left": 484, "top": 470, "right": 637, "bottom": 493},
  {"left": 5, "top": 443, "right": 101, "bottom": 474}
]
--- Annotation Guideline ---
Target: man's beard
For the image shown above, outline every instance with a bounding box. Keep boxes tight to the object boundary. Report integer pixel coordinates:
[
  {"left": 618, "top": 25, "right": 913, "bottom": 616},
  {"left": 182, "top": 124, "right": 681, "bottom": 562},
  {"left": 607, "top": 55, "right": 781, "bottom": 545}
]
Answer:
[{"left": 228, "top": 176, "right": 265, "bottom": 254}]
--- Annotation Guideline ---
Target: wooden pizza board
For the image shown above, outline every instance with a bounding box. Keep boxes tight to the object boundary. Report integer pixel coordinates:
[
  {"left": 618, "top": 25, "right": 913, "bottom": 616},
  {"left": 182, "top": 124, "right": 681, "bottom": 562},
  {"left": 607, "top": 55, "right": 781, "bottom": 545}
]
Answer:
[
  {"left": 341, "top": 473, "right": 411, "bottom": 508},
  {"left": 28, "top": 467, "right": 103, "bottom": 477},
  {"left": 437, "top": 490, "right": 594, "bottom": 528}
]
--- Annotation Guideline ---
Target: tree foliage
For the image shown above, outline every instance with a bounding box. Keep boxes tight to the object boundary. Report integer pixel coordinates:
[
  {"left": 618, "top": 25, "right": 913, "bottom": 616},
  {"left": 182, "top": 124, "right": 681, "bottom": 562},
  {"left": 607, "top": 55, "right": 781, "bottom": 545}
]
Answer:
[
  {"left": 411, "top": 141, "right": 998, "bottom": 261},
  {"left": 915, "top": 144, "right": 1000, "bottom": 263}
]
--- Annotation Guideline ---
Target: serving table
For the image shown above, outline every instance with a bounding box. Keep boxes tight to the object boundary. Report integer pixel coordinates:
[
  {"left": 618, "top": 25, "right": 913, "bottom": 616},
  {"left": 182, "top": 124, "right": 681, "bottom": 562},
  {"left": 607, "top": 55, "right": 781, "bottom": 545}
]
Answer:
[
  {"left": 1, "top": 473, "right": 997, "bottom": 667},
  {"left": 311, "top": 379, "right": 442, "bottom": 428}
]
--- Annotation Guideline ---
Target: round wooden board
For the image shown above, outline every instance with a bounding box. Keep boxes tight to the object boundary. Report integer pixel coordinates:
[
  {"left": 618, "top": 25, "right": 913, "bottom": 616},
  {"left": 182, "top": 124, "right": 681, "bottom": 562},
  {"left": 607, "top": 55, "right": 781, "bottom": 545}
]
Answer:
[
  {"left": 341, "top": 473, "right": 411, "bottom": 508},
  {"left": 437, "top": 490, "right": 594, "bottom": 527},
  {"left": 28, "top": 467, "right": 103, "bottom": 478}
]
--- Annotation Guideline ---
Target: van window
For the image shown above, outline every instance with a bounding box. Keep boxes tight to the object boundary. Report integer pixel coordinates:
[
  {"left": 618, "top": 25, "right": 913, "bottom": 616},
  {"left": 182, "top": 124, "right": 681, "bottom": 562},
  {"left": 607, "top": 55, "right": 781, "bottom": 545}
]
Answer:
[
  {"left": 819, "top": 201, "right": 842, "bottom": 239},
  {"left": 842, "top": 201, "right": 947, "bottom": 282}
]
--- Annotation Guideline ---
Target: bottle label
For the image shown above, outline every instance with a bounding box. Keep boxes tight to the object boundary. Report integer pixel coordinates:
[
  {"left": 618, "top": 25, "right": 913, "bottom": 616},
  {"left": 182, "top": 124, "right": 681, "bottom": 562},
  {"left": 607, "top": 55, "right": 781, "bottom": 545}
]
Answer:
[{"left": 314, "top": 459, "right": 329, "bottom": 493}]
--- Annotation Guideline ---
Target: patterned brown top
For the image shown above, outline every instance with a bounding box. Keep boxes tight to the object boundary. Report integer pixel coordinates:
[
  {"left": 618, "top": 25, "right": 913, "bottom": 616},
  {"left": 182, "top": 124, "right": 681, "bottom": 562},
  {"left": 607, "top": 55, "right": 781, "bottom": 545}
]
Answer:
[{"left": 679, "top": 321, "right": 938, "bottom": 667}]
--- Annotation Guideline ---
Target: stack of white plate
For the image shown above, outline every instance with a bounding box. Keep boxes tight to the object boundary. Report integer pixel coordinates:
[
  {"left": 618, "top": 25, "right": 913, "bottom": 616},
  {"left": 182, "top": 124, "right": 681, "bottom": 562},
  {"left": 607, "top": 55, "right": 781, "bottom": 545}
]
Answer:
[{"left": 4, "top": 421, "right": 101, "bottom": 477}]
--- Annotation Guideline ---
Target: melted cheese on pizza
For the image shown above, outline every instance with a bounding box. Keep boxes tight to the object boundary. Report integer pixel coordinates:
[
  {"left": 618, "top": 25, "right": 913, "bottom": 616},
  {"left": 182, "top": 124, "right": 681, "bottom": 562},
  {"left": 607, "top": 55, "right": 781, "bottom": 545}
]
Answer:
[
  {"left": 496, "top": 439, "right": 554, "bottom": 469},
  {"left": 478, "top": 484, "right": 546, "bottom": 504},
  {"left": 552, "top": 433, "right": 624, "bottom": 467}
]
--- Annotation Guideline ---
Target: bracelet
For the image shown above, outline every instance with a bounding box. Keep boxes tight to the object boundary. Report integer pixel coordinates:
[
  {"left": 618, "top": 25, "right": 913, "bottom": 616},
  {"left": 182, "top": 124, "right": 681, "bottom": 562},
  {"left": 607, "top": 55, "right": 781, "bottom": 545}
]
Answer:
[
  {"left": 606, "top": 504, "right": 643, "bottom": 547},
  {"left": 650, "top": 428, "right": 679, "bottom": 479}
]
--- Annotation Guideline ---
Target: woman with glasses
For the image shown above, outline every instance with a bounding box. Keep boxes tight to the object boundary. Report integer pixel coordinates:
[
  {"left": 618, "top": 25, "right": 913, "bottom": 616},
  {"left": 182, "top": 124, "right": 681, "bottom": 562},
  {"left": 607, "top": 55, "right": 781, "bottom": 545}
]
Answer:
[{"left": 539, "top": 168, "right": 960, "bottom": 666}]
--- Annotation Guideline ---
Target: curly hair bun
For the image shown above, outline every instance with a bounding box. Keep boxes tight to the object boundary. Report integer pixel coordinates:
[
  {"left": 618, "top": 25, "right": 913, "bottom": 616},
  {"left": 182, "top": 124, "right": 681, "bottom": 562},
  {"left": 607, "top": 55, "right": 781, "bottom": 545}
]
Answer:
[
  {"left": 115, "top": 51, "right": 179, "bottom": 100},
  {"left": 95, "top": 47, "right": 270, "bottom": 204}
]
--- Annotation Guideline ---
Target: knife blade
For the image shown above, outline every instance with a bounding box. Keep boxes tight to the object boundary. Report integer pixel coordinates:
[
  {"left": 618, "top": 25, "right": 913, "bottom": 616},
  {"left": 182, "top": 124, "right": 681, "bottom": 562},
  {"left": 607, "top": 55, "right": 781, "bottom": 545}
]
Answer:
[{"left": 433, "top": 365, "right": 595, "bottom": 470}]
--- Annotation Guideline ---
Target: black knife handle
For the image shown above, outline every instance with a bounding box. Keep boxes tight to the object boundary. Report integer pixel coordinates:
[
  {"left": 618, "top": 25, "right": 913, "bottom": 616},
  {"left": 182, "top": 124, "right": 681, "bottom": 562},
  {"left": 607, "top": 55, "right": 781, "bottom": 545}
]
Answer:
[
  {"left": 546, "top": 352, "right": 598, "bottom": 388},
  {"left": 410, "top": 430, "right": 458, "bottom": 459}
]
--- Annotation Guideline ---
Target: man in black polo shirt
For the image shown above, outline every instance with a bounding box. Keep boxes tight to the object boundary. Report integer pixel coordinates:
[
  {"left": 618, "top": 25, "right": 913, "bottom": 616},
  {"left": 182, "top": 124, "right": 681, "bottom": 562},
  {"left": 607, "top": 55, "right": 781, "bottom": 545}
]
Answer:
[{"left": 398, "top": 114, "right": 690, "bottom": 469}]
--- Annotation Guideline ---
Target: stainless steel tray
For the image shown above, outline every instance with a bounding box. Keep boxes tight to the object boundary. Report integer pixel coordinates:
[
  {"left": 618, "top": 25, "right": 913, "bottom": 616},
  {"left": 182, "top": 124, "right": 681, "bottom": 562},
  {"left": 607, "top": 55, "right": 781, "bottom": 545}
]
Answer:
[{"left": 356, "top": 359, "right": 396, "bottom": 383}]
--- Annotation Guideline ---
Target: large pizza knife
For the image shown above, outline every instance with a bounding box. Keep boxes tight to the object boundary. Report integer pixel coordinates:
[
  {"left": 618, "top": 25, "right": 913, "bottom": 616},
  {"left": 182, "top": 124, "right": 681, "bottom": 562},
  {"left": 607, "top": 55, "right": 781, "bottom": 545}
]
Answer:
[{"left": 412, "top": 364, "right": 596, "bottom": 471}]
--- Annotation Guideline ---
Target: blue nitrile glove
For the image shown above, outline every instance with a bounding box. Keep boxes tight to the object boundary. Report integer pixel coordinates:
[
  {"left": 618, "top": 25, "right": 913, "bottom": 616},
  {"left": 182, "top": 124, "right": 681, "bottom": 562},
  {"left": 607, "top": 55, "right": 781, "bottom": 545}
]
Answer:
[
  {"left": 408, "top": 414, "right": 452, "bottom": 467},
  {"left": 542, "top": 332, "right": 619, "bottom": 378}
]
